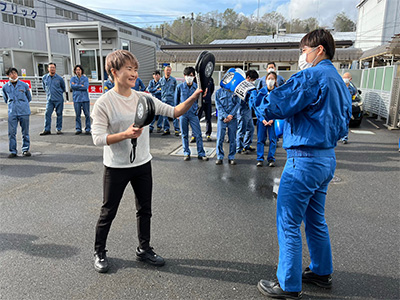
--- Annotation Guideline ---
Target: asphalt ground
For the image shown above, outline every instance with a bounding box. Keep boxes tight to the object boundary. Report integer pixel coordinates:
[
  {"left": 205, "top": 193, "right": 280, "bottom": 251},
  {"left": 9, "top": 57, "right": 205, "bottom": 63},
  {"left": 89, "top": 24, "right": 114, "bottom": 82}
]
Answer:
[{"left": 0, "top": 103, "right": 399, "bottom": 300}]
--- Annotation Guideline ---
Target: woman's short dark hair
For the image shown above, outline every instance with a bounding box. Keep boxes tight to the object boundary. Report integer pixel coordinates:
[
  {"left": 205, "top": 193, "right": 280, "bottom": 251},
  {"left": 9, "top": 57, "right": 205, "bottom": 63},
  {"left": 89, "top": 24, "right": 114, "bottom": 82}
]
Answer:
[
  {"left": 6, "top": 67, "right": 18, "bottom": 76},
  {"left": 299, "top": 29, "right": 335, "bottom": 60},
  {"left": 183, "top": 66, "right": 195, "bottom": 76},
  {"left": 74, "top": 64, "right": 84, "bottom": 74}
]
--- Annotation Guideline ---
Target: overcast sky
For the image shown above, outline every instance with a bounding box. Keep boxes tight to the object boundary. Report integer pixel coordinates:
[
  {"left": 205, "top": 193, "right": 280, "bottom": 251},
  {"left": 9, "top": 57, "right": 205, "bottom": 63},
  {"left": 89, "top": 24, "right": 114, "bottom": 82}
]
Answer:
[{"left": 68, "top": 0, "right": 359, "bottom": 29}]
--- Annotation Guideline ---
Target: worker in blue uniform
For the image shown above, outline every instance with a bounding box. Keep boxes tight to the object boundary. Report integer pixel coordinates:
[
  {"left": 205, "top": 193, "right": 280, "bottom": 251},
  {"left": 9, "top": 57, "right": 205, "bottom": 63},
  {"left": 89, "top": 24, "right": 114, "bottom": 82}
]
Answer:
[
  {"left": 147, "top": 70, "right": 163, "bottom": 133},
  {"left": 341, "top": 72, "right": 357, "bottom": 144},
  {"left": 236, "top": 70, "right": 258, "bottom": 154},
  {"left": 254, "top": 71, "right": 277, "bottom": 167},
  {"left": 215, "top": 85, "right": 240, "bottom": 165},
  {"left": 40, "top": 62, "right": 66, "bottom": 135},
  {"left": 220, "top": 29, "right": 352, "bottom": 299},
  {"left": 159, "top": 65, "right": 179, "bottom": 136},
  {"left": 2, "top": 67, "right": 32, "bottom": 158},
  {"left": 175, "top": 67, "right": 208, "bottom": 161},
  {"left": 70, "top": 65, "right": 91, "bottom": 135},
  {"left": 256, "top": 62, "right": 285, "bottom": 90},
  {"left": 103, "top": 78, "right": 114, "bottom": 93},
  {"left": 132, "top": 77, "right": 146, "bottom": 91}
]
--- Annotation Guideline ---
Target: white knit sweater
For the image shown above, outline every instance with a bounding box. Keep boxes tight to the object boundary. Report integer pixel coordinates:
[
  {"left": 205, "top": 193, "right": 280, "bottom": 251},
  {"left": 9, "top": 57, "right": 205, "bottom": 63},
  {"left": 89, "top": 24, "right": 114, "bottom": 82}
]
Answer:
[{"left": 91, "top": 89, "right": 175, "bottom": 168}]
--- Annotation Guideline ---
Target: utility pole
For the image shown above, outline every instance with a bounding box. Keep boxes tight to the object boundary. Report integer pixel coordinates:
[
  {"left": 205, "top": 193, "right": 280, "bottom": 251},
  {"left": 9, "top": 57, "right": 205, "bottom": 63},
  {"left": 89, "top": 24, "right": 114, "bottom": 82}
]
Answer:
[{"left": 190, "top": 12, "right": 194, "bottom": 45}]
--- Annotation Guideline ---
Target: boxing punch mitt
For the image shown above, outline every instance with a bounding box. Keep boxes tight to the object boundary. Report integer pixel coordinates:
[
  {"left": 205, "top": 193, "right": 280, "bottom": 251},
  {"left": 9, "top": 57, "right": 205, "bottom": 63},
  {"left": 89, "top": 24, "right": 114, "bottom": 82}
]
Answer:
[
  {"left": 220, "top": 68, "right": 255, "bottom": 100},
  {"left": 195, "top": 51, "right": 215, "bottom": 108}
]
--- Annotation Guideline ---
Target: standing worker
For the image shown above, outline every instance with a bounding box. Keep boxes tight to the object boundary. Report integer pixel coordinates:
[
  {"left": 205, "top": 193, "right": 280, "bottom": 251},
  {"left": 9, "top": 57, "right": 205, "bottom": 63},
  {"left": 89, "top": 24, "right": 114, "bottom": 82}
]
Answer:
[
  {"left": 40, "top": 62, "right": 66, "bottom": 135},
  {"left": 257, "top": 62, "right": 286, "bottom": 89},
  {"left": 2, "top": 67, "right": 32, "bottom": 158},
  {"left": 220, "top": 29, "right": 352, "bottom": 298},
  {"left": 70, "top": 65, "right": 91, "bottom": 135},
  {"left": 159, "top": 65, "right": 179, "bottom": 136},
  {"left": 132, "top": 76, "right": 146, "bottom": 91},
  {"left": 341, "top": 72, "right": 357, "bottom": 144},
  {"left": 147, "top": 70, "right": 163, "bottom": 133}
]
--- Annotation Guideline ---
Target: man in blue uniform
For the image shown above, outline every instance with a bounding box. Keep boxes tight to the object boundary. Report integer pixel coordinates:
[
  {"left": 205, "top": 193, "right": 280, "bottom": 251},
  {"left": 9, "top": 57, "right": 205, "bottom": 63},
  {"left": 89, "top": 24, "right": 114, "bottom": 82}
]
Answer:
[
  {"left": 40, "top": 62, "right": 66, "bottom": 135},
  {"left": 70, "top": 65, "right": 91, "bottom": 135},
  {"left": 159, "top": 65, "right": 179, "bottom": 136},
  {"left": 2, "top": 67, "right": 32, "bottom": 158},
  {"left": 236, "top": 70, "right": 258, "bottom": 154},
  {"left": 175, "top": 67, "right": 208, "bottom": 161},
  {"left": 147, "top": 70, "right": 162, "bottom": 133},
  {"left": 221, "top": 29, "right": 352, "bottom": 299},
  {"left": 103, "top": 78, "right": 114, "bottom": 93},
  {"left": 257, "top": 62, "right": 286, "bottom": 89},
  {"left": 341, "top": 72, "right": 357, "bottom": 144},
  {"left": 132, "top": 77, "right": 146, "bottom": 91},
  {"left": 215, "top": 83, "right": 240, "bottom": 165}
]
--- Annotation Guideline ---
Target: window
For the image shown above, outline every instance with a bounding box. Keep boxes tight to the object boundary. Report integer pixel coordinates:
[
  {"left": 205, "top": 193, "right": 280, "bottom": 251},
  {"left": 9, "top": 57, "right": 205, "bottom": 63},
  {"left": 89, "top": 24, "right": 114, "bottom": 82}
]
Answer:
[
  {"left": 2, "top": 12, "right": 35, "bottom": 28},
  {"left": 72, "top": 12, "right": 78, "bottom": 20},
  {"left": 64, "top": 10, "right": 71, "bottom": 19},
  {"left": 79, "top": 50, "right": 97, "bottom": 80},
  {"left": 15, "top": 15, "right": 25, "bottom": 26},
  {"left": 26, "top": 18, "right": 35, "bottom": 28},
  {"left": 24, "top": 0, "right": 34, "bottom": 8},
  {"left": 56, "top": 7, "right": 63, "bottom": 16},
  {"left": 119, "top": 28, "right": 132, "bottom": 35},
  {"left": 141, "top": 35, "right": 151, "bottom": 41},
  {"left": 122, "top": 40, "right": 130, "bottom": 51}
]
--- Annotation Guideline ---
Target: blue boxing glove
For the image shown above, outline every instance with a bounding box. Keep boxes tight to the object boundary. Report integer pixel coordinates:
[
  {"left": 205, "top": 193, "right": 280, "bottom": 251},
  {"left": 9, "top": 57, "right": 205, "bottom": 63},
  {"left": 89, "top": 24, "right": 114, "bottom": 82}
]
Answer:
[{"left": 220, "top": 68, "right": 255, "bottom": 100}]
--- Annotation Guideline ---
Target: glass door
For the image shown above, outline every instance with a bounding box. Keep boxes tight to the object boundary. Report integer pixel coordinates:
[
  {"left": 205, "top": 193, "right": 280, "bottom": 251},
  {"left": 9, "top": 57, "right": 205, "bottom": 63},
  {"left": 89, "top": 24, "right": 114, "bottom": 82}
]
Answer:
[{"left": 78, "top": 49, "right": 97, "bottom": 80}]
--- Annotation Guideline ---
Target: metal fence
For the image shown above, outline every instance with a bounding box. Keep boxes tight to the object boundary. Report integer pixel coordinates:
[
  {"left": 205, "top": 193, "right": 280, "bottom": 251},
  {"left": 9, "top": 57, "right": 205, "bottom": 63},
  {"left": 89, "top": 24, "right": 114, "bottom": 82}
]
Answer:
[{"left": 0, "top": 76, "right": 47, "bottom": 103}]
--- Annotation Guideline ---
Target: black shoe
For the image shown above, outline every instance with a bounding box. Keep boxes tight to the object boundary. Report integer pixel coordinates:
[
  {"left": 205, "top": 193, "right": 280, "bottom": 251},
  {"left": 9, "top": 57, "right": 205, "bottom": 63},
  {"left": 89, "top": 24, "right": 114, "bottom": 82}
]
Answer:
[
  {"left": 247, "top": 146, "right": 256, "bottom": 152},
  {"left": 156, "top": 128, "right": 162, "bottom": 133},
  {"left": 190, "top": 137, "right": 196, "bottom": 143},
  {"left": 184, "top": 155, "right": 191, "bottom": 161},
  {"left": 228, "top": 159, "right": 236, "bottom": 165},
  {"left": 56, "top": 130, "right": 63, "bottom": 135},
  {"left": 206, "top": 136, "right": 212, "bottom": 142},
  {"left": 174, "top": 131, "right": 180, "bottom": 136},
  {"left": 94, "top": 251, "right": 109, "bottom": 273},
  {"left": 136, "top": 247, "right": 165, "bottom": 266},
  {"left": 257, "top": 280, "right": 302, "bottom": 299},
  {"left": 8, "top": 153, "right": 17, "bottom": 158},
  {"left": 75, "top": 131, "right": 82, "bottom": 135},
  {"left": 22, "top": 151, "right": 31, "bottom": 157},
  {"left": 342, "top": 140, "right": 348, "bottom": 144},
  {"left": 39, "top": 130, "right": 51, "bottom": 136},
  {"left": 162, "top": 130, "right": 170, "bottom": 136},
  {"left": 302, "top": 267, "right": 332, "bottom": 288},
  {"left": 198, "top": 156, "right": 209, "bottom": 161},
  {"left": 257, "top": 161, "right": 263, "bottom": 167},
  {"left": 215, "top": 159, "right": 223, "bottom": 165},
  {"left": 85, "top": 131, "right": 91, "bottom": 135},
  {"left": 268, "top": 160, "right": 276, "bottom": 167}
]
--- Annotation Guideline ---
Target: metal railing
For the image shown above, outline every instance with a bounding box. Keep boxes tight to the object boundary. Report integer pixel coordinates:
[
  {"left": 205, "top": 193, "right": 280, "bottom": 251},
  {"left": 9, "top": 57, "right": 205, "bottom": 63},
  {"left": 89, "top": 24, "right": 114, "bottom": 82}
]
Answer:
[{"left": 0, "top": 76, "right": 47, "bottom": 103}]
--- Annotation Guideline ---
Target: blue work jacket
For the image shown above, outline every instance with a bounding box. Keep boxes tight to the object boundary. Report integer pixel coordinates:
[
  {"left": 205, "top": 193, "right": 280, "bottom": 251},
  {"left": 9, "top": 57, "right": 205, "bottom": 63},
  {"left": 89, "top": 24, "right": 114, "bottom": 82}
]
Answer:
[
  {"left": 249, "top": 59, "right": 352, "bottom": 150},
  {"left": 70, "top": 75, "right": 90, "bottom": 102},
  {"left": 215, "top": 88, "right": 240, "bottom": 120},
  {"left": 132, "top": 77, "right": 146, "bottom": 91},
  {"left": 159, "top": 76, "right": 177, "bottom": 104},
  {"left": 175, "top": 82, "right": 198, "bottom": 115},
  {"left": 253, "top": 87, "right": 273, "bottom": 123},
  {"left": 42, "top": 73, "right": 65, "bottom": 102},
  {"left": 103, "top": 79, "right": 114, "bottom": 93},
  {"left": 2, "top": 80, "right": 31, "bottom": 116},
  {"left": 146, "top": 79, "right": 161, "bottom": 100},
  {"left": 257, "top": 74, "right": 285, "bottom": 90},
  {"left": 347, "top": 83, "right": 357, "bottom": 99}
]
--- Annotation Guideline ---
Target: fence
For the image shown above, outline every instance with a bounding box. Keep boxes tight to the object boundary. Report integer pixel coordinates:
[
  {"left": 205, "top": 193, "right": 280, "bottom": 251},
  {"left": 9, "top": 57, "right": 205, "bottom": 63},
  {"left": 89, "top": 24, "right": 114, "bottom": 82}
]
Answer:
[{"left": 0, "top": 76, "right": 47, "bottom": 103}]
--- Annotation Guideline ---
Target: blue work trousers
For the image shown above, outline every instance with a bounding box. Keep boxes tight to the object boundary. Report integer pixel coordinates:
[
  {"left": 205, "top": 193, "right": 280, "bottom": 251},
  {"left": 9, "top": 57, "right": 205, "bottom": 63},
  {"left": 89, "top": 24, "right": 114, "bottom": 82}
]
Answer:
[
  {"left": 8, "top": 115, "right": 30, "bottom": 154},
  {"left": 44, "top": 101, "right": 63, "bottom": 131},
  {"left": 276, "top": 152, "right": 335, "bottom": 292},
  {"left": 160, "top": 116, "right": 180, "bottom": 133},
  {"left": 257, "top": 120, "right": 276, "bottom": 162},
  {"left": 149, "top": 115, "right": 162, "bottom": 131},
  {"left": 74, "top": 101, "right": 91, "bottom": 132},
  {"left": 236, "top": 110, "right": 254, "bottom": 152},
  {"left": 180, "top": 114, "right": 206, "bottom": 157},
  {"left": 216, "top": 118, "right": 237, "bottom": 160}
]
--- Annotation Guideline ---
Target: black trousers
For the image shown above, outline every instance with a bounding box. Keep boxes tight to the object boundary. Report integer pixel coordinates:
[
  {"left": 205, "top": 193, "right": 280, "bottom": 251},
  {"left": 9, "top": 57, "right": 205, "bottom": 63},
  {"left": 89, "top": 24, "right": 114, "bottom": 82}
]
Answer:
[
  {"left": 94, "top": 161, "right": 152, "bottom": 253},
  {"left": 197, "top": 101, "right": 212, "bottom": 136}
]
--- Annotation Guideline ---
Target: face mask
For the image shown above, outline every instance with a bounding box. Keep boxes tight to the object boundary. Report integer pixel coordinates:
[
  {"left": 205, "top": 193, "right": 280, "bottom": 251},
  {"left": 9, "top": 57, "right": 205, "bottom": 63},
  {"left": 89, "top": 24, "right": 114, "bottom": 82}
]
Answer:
[
  {"left": 266, "top": 79, "right": 275, "bottom": 88},
  {"left": 185, "top": 76, "right": 194, "bottom": 85},
  {"left": 298, "top": 47, "right": 319, "bottom": 70},
  {"left": 9, "top": 77, "right": 18, "bottom": 83},
  {"left": 267, "top": 68, "right": 275, "bottom": 73},
  {"left": 343, "top": 78, "right": 350, "bottom": 84}
]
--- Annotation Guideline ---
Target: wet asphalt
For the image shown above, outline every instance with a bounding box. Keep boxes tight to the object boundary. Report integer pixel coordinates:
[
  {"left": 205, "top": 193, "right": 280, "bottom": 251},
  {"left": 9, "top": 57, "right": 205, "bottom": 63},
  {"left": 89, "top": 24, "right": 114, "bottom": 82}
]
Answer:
[{"left": 0, "top": 106, "right": 399, "bottom": 300}]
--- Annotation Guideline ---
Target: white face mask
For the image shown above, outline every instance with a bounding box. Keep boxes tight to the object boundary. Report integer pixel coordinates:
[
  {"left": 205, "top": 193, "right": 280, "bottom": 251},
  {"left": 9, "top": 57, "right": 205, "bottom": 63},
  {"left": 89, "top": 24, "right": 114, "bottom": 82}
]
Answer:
[
  {"left": 185, "top": 76, "right": 194, "bottom": 85},
  {"left": 266, "top": 79, "right": 275, "bottom": 88},
  {"left": 343, "top": 78, "right": 350, "bottom": 84},
  {"left": 267, "top": 68, "right": 275, "bottom": 73},
  {"left": 298, "top": 47, "right": 319, "bottom": 70},
  {"left": 9, "top": 76, "right": 19, "bottom": 83}
]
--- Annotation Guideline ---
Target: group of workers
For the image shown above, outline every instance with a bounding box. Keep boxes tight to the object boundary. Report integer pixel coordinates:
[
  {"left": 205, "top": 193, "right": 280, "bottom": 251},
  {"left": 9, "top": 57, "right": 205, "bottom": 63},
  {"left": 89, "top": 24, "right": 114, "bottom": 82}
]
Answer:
[{"left": 2, "top": 29, "right": 359, "bottom": 299}]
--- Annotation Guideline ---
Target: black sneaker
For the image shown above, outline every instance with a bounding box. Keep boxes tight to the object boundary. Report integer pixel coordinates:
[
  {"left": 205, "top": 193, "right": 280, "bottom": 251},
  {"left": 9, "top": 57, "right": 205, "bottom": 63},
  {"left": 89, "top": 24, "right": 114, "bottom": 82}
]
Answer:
[
  {"left": 8, "top": 153, "right": 17, "bottom": 158},
  {"left": 198, "top": 156, "right": 209, "bottom": 161},
  {"left": 174, "top": 131, "right": 180, "bottom": 136},
  {"left": 302, "top": 267, "right": 332, "bottom": 288},
  {"left": 22, "top": 151, "right": 31, "bottom": 157},
  {"left": 156, "top": 128, "right": 162, "bottom": 133},
  {"left": 56, "top": 130, "right": 63, "bottom": 135},
  {"left": 75, "top": 131, "right": 82, "bottom": 135},
  {"left": 268, "top": 160, "right": 276, "bottom": 167},
  {"left": 94, "top": 250, "right": 109, "bottom": 273},
  {"left": 85, "top": 131, "right": 91, "bottom": 135},
  {"left": 162, "top": 130, "right": 170, "bottom": 136},
  {"left": 184, "top": 155, "right": 191, "bottom": 161},
  {"left": 136, "top": 247, "right": 165, "bottom": 266},
  {"left": 190, "top": 136, "right": 196, "bottom": 143},
  {"left": 39, "top": 130, "right": 51, "bottom": 136},
  {"left": 257, "top": 280, "right": 303, "bottom": 299},
  {"left": 215, "top": 159, "right": 223, "bottom": 165},
  {"left": 256, "top": 161, "right": 263, "bottom": 167},
  {"left": 228, "top": 159, "right": 236, "bottom": 165}
]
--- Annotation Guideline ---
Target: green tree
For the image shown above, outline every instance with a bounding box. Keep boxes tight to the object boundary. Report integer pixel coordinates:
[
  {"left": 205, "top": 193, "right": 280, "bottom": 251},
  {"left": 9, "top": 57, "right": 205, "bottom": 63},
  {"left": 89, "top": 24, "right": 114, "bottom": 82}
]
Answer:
[{"left": 333, "top": 12, "right": 356, "bottom": 32}]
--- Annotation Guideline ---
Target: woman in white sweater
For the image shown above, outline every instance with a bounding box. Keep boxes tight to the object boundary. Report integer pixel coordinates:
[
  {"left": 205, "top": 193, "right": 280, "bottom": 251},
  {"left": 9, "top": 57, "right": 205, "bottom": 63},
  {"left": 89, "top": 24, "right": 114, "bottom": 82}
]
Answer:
[{"left": 91, "top": 50, "right": 202, "bottom": 273}]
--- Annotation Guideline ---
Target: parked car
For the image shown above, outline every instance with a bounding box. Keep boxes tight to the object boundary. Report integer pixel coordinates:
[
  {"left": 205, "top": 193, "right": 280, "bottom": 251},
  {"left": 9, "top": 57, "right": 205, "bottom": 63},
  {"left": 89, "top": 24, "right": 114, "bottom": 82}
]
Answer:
[{"left": 349, "top": 82, "right": 364, "bottom": 127}]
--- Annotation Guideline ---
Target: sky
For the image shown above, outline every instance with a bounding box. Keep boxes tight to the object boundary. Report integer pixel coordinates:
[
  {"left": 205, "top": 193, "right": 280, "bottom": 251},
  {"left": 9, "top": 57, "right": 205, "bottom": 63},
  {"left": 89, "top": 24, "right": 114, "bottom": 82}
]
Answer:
[{"left": 68, "top": 0, "right": 360, "bottom": 29}]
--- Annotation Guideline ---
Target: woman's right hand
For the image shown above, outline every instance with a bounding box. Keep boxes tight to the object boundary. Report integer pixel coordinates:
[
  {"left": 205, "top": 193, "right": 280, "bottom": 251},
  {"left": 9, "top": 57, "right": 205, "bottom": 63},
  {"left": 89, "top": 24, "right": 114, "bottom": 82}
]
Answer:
[{"left": 124, "top": 124, "right": 143, "bottom": 139}]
